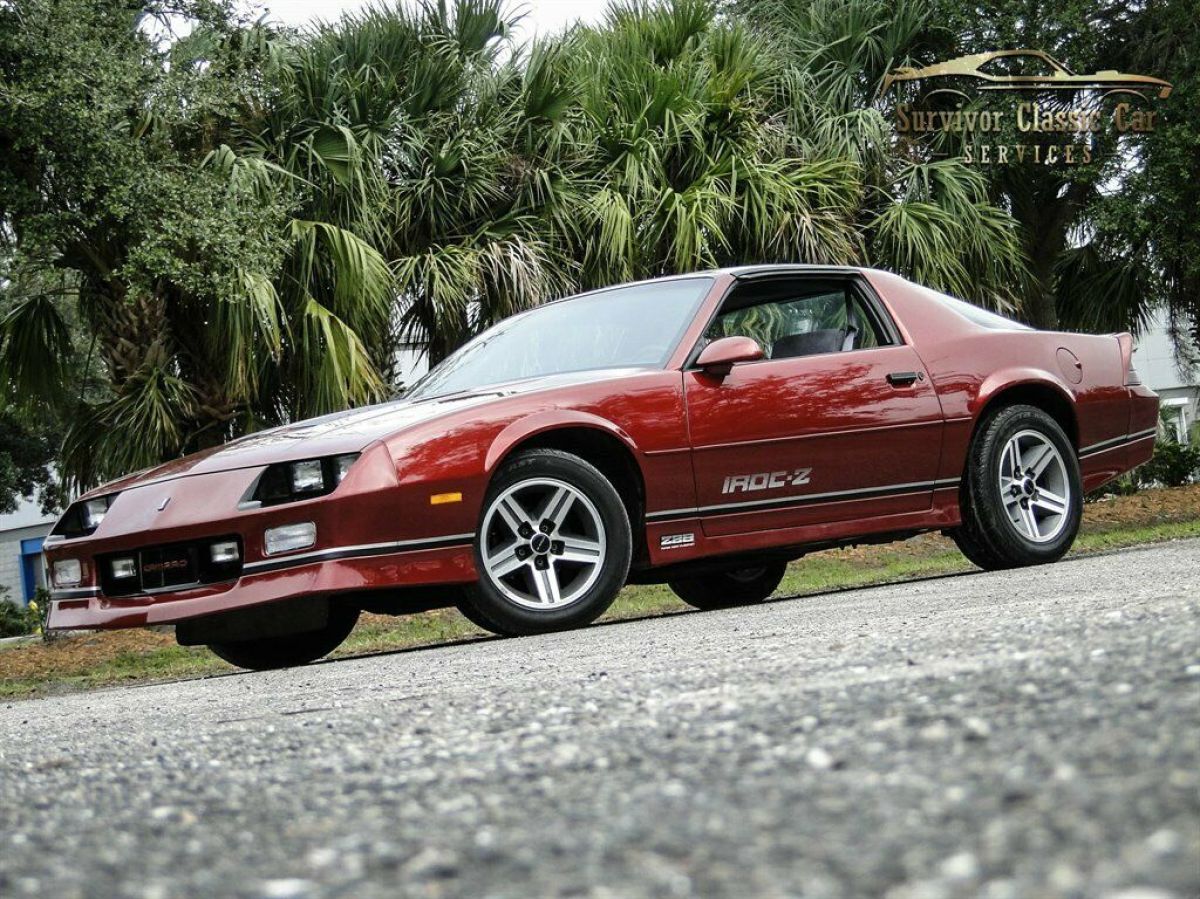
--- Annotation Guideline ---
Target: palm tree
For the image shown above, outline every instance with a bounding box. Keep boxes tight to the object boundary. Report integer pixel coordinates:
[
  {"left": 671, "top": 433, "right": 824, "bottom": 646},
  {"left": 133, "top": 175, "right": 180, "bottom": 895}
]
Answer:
[
  {"left": 2, "top": 0, "right": 1042, "bottom": 494},
  {"left": 564, "top": 0, "right": 863, "bottom": 284},
  {"left": 0, "top": 4, "right": 395, "bottom": 488},
  {"left": 734, "top": 0, "right": 1029, "bottom": 311},
  {"left": 249, "top": 0, "right": 869, "bottom": 364},
  {"left": 244, "top": 0, "right": 582, "bottom": 364}
]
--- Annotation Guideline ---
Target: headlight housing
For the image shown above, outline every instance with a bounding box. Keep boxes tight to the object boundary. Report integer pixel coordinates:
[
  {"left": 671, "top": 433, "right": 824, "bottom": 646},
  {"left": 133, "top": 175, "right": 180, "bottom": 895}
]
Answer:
[
  {"left": 249, "top": 453, "right": 359, "bottom": 507},
  {"left": 51, "top": 494, "right": 118, "bottom": 538}
]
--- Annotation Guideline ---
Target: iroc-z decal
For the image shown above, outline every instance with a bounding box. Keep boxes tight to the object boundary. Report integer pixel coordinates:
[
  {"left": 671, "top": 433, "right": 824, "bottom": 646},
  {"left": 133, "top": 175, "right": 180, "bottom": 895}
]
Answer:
[{"left": 721, "top": 468, "right": 812, "bottom": 494}]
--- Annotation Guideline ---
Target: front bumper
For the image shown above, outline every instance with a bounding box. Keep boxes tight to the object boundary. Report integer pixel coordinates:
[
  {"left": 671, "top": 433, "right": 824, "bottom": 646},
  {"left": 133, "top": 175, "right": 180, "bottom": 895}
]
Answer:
[
  {"left": 47, "top": 540, "right": 476, "bottom": 630},
  {"left": 44, "top": 442, "right": 481, "bottom": 630}
]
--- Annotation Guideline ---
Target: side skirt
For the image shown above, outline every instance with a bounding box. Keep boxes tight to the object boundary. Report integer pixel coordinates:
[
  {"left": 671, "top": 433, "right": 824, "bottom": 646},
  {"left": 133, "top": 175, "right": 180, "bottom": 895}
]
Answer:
[
  {"left": 641, "top": 486, "right": 962, "bottom": 570},
  {"left": 628, "top": 528, "right": 925, "bottom": 584}
]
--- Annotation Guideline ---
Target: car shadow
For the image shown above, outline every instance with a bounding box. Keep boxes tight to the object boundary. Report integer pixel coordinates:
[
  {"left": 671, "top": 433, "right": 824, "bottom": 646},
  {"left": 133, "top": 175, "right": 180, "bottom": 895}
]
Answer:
[{"left": 203, "top": 565, "right": 987, "bottom": 681}]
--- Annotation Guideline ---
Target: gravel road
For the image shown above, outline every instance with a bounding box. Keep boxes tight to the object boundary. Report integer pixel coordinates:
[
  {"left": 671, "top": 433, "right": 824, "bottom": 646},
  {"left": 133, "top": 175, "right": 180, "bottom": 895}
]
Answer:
[{"left": 2, "top": 540, "right": 1198, "bottom": 899}]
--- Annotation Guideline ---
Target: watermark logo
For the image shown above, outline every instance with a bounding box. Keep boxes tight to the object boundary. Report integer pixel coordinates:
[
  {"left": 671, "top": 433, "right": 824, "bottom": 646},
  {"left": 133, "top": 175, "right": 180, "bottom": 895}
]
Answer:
[{"left": 880, "top": 50, "right": 1171, "bottom": 165}]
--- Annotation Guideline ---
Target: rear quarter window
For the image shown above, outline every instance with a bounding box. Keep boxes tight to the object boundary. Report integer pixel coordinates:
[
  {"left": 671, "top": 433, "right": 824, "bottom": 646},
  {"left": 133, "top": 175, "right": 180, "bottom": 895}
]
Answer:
[{"left": 931, "top": 290, "right": 1031, "bottom": 331}]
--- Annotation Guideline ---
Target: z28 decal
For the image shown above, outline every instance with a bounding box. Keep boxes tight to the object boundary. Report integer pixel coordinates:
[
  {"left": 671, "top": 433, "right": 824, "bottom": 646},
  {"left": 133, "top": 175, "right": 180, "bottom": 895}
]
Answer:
[
  {"left": 721, "top": 469, "right": 812, "bottom": 494},
  {"left": 660, "top": 532, "right": 696, "bottom": 550}
]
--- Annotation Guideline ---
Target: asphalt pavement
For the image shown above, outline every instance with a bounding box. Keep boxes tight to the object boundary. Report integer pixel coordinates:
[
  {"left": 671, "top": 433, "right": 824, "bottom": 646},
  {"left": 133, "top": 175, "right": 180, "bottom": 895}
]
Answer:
[{"left": 2, "top": 539, "right": 1198, "bottom": 899}]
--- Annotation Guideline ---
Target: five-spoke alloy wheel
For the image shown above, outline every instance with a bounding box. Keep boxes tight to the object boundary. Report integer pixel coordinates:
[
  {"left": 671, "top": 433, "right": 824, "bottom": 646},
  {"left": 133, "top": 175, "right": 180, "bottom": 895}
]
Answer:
[
  {"left": 952, "top": 404, "right": 1082, "bottom": 570},
  {"left": 481, "top": 478, "right": 607, "bottom": 609},
  {"left": 997, "top": 429, "right": 1072, "bottom": 543},
  {"left": 461, "top": 449, "right": 631, "bottom": 635}
]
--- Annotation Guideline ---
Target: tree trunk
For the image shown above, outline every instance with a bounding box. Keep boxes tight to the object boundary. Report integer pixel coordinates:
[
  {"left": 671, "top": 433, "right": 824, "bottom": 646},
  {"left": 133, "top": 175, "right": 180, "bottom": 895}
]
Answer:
[
  {"left": 1025, "top": 236, "right": 1063, "bottom": 331},
  {"left": 1005, "top": 176, "right": 1093, "bottom": 332}
]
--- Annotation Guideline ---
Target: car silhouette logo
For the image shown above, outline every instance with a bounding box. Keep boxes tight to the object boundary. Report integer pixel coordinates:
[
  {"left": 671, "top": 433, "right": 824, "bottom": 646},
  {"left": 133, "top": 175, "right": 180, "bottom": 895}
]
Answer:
[{"left": 881, "top": 49, "right": 1172, "bottom": 101}]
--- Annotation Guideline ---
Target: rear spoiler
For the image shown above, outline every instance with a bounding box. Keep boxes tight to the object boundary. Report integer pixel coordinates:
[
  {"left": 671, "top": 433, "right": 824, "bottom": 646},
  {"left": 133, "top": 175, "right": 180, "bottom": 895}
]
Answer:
[{"left": 1112, "top": 332, "right": 1140, "bottom": 385}]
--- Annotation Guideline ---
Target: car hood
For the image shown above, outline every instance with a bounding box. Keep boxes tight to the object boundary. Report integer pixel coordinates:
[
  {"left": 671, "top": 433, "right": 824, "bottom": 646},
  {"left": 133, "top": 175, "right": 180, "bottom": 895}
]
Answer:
[{"left": 86, "top": 367, "right": 654, "bottom": 495}]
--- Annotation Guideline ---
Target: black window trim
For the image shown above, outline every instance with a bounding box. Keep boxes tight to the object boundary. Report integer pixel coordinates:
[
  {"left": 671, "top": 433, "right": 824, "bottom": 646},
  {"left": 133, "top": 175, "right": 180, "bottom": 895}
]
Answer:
[{"left": 683, "top": 272, "right": 903, "bottom": 370}]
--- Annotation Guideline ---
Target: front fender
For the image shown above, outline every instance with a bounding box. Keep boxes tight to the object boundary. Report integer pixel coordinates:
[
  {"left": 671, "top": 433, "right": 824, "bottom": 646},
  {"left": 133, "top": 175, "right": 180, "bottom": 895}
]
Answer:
[{"left": 484, "top": 410, "right": 640, "bottom": 473}]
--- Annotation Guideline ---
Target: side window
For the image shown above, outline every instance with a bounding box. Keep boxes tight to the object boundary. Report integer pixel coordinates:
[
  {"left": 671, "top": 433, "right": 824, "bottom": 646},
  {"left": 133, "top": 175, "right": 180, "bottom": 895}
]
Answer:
[
  {"left": 978, "top": 54, "right": 1058, "bottom": 78},
  {"left": 705, "top": 281, "right": 892, "bottom": 360}
]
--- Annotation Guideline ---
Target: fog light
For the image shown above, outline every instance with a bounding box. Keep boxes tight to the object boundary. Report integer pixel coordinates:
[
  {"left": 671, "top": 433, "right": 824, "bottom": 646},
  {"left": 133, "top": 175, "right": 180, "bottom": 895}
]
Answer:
[
  {"left": 53, "top": 559, "right": 83, "bottom": 587},
  {"left": 110, "top": 557, "right": 138, "bottom": 579},
  {"left": 264, "top": 522, "right": 316, "bottom": 556},
  {"left": 210, "top": 540, "right": 240, "bottom": 564}
]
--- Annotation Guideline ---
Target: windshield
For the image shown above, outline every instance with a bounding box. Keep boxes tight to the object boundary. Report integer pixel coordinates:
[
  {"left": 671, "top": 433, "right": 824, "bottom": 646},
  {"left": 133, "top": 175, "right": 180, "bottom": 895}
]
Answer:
[{"left": 408, "top": 277, "right": 713, "bottom": 399}]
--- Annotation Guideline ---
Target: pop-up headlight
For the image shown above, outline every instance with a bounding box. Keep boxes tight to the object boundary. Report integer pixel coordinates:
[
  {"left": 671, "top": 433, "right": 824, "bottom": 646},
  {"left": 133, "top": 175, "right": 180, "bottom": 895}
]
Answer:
[
  {"left": 51, "top": 494, "right": 119, "bottom": 538},
  {"left": 82, "top": 498, "right": 111, "bottom": 530},
  {"left": 290, "top": 460, "right": 325, "bottom": 493},
  {"left": 250, "top": 454, "right": 360, "bottom": 507},
  {"left": 333, "top": 453, "right": 357, "bottom": 484}
]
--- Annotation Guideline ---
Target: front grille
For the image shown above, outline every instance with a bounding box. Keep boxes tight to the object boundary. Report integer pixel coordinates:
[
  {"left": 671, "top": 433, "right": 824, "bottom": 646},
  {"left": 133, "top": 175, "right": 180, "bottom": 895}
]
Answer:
[{"left": 98, "top": 537, "right": 243, "bottom": 597}]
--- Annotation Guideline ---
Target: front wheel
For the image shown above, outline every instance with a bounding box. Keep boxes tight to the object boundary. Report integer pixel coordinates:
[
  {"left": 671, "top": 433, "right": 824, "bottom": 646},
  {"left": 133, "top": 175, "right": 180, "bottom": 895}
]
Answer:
[
  {"left": 207, "top": 604, "right": 359, "bottom": 670},
  {"left": 460, "top": 449, "right": 632, "bottom": 636},
  {"left": 668, "top": 561, "right": 787, "bottom": 610},
  {"left": 954, "top": 404, "right": 1082, "bottom": 570}
]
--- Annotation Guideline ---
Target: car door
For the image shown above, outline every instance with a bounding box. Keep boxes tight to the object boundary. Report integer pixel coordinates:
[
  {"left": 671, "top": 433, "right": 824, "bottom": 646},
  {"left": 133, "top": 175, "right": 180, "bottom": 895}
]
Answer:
[{"left": 683, "top": 275, "right": 946, "bottom": 538}]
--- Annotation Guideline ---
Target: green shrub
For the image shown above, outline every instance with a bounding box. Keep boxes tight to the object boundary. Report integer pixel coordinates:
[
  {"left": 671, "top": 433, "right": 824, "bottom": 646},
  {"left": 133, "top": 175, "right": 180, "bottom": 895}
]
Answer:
[
  {"left": 1087, "top": 473, "right": 1140, "bottom": 500},
  {"left": 0, "top": 592, "right": 40, "bottom": 638},
  {"left": 1136, "top": 437, "right": 1200, "bottom": 488},
  {"left": 30, "top": 586, "right": 53, "bottom": 640}
]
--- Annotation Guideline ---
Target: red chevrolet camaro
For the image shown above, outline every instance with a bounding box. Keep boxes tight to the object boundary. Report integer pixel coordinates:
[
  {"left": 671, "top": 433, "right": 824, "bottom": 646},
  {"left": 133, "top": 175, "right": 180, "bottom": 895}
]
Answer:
[{"left": 43, "top": 266, "right": 1158, "bottom": 668}]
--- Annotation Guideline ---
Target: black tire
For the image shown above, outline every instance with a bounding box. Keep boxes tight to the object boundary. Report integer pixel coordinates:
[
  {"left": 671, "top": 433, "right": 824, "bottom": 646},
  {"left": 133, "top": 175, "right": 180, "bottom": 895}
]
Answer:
[
  {"left": 454, "top": 591, "right": 504, "bottom": 632},
  {"left": 947, "top": 524, "right": 1006, "bottom": 570},
  {"left": 208, "top": 605, "right": 359, "bottom": 670},
  {"left": 462, "top": 449, "right": 632, "bottom": 636},
  {"left": 955, "top": 404, "right": 1082, "bottom": 570},
  {"left": 668, "top": 560, "right": 787, "bottom": 610}
]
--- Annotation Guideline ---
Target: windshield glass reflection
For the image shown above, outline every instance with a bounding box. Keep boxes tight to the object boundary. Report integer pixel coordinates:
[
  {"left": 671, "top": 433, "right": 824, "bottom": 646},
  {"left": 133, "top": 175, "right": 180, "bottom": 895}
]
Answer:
[{"left": 409, "top": 278, "right": 713, "bottom": 399}]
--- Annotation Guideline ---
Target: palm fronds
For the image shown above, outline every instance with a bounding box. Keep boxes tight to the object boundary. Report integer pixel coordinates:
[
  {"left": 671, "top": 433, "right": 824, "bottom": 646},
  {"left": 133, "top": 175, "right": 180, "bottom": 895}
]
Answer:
[
  {"left": 1, "top": 0, "right": 1048, "bottom": 490},
  {"left": 0, "top": 293, "right": 75, "bottom": 407}
]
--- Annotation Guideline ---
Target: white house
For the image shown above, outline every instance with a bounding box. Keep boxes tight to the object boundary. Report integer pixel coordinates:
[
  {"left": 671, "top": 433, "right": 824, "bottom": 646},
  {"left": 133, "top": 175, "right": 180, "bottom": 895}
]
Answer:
[
  {"left": 1133, "top": 308, "right": 1198, "bottom": 443},
  {"left": 0, "top": 495, "right": 55, "bottom": 607}
]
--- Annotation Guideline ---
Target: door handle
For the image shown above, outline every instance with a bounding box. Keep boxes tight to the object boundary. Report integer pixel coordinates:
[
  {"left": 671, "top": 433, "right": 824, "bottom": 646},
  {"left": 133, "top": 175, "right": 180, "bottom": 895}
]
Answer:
[{"left": 886, "top": 371, "right": 921, "bottom": 386}]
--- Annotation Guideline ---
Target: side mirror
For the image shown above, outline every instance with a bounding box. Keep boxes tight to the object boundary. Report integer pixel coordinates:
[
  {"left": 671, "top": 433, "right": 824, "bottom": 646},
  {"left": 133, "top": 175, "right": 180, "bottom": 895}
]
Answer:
[{"left": 695, "top": 336, "right": 765, "bottom": 378}]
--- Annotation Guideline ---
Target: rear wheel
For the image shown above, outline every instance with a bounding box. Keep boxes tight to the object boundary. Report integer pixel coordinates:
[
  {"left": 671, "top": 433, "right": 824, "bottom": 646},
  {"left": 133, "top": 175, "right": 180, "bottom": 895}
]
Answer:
[
  {"left": 668, "top": 561, "right": 787, "bottom": 610},
  {"left": 207, "top": 605, "right": 359, "bottom": 670},
  {"left": 954, "top": 404, "right": 1082, "bottom": 570},
  {"left": 460, "top": 449, "right": 632, "bottom": 636}
]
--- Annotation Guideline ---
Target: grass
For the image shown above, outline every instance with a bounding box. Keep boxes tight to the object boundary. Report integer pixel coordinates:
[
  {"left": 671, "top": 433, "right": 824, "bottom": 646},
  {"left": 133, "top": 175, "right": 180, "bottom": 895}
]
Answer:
[{"left": 3, "top": 485, "right": 1197, "bottom": 701}]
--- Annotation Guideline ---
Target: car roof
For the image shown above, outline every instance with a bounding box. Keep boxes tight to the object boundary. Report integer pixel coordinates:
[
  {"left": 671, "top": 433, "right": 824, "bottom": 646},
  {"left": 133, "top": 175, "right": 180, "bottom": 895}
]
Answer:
[
  {"left": 579, "top": 264, "right": 870, "bottom": 290},
  {"left": 722, "top": 263, "right": 870, "bottom": 280},
  {"left": 524, "top": 264, "right": 878, "bottom": 312}
]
